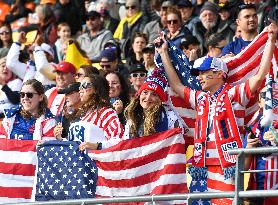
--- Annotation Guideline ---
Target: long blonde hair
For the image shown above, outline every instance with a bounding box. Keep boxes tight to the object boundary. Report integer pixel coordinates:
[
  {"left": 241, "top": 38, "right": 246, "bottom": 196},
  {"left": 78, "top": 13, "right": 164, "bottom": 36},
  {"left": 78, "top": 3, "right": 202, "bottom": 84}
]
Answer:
[{"left": 125, "top": 96, "right": 161, "bottom": 137}]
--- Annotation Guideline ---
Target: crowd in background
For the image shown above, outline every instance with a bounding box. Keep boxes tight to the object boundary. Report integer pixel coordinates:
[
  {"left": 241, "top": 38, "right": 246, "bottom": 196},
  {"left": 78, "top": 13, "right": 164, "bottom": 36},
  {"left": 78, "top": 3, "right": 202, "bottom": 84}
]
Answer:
[{"left": 0, "top": 0, "right": 278, "bottom": 204}]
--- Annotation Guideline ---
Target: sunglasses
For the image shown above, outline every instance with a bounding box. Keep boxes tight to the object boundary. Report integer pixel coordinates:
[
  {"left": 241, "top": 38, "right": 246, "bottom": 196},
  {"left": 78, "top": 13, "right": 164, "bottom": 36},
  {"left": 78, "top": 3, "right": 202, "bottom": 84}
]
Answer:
[
  {"left": 130, "top": 73, "right": 146, "bottom": 78},
  {"left": 20, "top": 92, "right": 38, "bottom": 99},
  {"left": 100, "top": 64, "right": 111, "bottom": 69},
  {"left": 167, "top": 19, "right": 179, "bottom": 25},
  {"left": 0, "top": 31, "right": 10, "bottom": 35},
  {"left": 238, "top": 4, "right": 256, "bottom": 11},
  {"left": 260, "top": 91, "right": 266, "bottom": 99},
  {"left": 86, "top": 16, "right": 98, "bottom": 21},
  {"left": 214, "top": 45, "right": 225, "bottom": 51},
  {"left": 125, "top": 5, "right": 136, "bottom": 10},
  {"left": 79, "top": 82, "right": 94, "bottom": 90}
]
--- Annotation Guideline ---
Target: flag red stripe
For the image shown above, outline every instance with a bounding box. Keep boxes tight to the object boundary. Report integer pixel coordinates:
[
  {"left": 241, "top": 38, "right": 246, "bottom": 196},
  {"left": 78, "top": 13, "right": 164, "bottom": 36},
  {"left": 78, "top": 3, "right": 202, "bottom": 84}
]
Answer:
[
  {"left": 170, "top": 96, "right": 192, "bottom": 109},
  {"left": 226, "top": 32, "right": 268, "bottom": 71},
  {"left": 96, "top": 143, "right": 185, "bottom": 171},
  {"left": 97, "top": 163, "right": 186, "bottom": 188},
  {"left": 0, "top": 162, "right": 36, "bottom": 176},
  {"left": 0, "top": 139, "right": 37, "bottom": 152},
  {"left": 91, "top": 128, "right": 182, "bottom": 154},
  {"left": 0, "top": 186, "right": 32, "bottom": 199}
]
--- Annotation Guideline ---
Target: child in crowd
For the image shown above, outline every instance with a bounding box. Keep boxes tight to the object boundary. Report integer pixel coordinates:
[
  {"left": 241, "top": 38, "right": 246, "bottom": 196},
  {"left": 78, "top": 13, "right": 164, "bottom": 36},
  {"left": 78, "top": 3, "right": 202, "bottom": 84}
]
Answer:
[{"left": 54, "top": 22, "right": 71, "bottom": 63}]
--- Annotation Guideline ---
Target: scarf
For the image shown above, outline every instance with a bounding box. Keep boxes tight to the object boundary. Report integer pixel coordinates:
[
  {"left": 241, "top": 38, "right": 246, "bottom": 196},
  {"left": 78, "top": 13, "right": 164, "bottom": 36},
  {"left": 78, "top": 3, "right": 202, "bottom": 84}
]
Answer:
[
  {"left": 113, "top": 11, "right": 143, "bottom": 40},
  {"left": 189, "top": 84, "right": 242, "bottom": 179}
]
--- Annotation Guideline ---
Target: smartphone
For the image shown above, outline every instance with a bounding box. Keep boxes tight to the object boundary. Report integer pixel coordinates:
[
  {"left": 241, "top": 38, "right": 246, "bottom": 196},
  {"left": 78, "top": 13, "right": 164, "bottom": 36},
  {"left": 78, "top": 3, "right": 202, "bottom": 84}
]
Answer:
[{"left": 244, "top": 126, "right": 256, "bottom": 139}]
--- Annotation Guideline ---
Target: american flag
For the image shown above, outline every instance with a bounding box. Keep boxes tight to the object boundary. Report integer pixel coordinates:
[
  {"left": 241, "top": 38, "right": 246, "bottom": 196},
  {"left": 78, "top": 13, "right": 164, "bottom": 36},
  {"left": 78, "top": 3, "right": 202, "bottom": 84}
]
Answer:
[
  {"left": 35, "top": 141, "right": 98, "bottom": 201},
  {"left": 0, "top": 129, "right": 187, "bottom": 204},
  {"left": 89, "top": 128, "right": 188, "bottom": 204},
  {"left": 265, "top": 155, "right": 278, "bottom": 190},
  {"left": 155, "top": 30, "right": 278, "bottom": 145},
  {"left": 0, "top": 138, "right": 37, "bottom": 204},
  {"left": 189, "top": 177, "right": 211, "bottom": 205}
]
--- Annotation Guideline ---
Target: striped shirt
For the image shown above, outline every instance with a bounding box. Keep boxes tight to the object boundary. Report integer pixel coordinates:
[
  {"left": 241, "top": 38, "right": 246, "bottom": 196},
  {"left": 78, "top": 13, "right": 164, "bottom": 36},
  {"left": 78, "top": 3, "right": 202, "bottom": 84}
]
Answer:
[
  {"left": 68, "top": 107, "right": 124, "bottom": 149},
  {"left": 184, "top": 81, "right": 253, "bottom": 165}
]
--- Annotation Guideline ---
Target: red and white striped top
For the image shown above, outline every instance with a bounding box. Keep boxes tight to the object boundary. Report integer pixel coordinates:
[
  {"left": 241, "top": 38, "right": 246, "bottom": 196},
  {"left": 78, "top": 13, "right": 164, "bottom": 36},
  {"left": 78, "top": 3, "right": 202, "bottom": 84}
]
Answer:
[
  {"left": 184, "top": 81, "right": 253, "bottom": 165},
  {"left": 68, "top": 107, "right": 124, "bottom": 149}
]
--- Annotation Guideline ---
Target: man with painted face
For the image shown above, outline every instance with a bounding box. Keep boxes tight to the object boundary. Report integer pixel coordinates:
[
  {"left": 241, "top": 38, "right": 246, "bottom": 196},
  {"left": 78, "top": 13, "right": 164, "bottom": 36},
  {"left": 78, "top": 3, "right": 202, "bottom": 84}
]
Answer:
[{"left": 155, "top": 22, "right": 278, "bottom": 205}]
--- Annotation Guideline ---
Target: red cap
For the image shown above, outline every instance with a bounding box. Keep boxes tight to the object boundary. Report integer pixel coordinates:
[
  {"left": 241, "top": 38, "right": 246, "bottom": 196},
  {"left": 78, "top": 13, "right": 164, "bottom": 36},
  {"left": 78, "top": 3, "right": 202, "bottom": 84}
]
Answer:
[{"left": 55, "top": 61, "right": 76, "bottom": 74}]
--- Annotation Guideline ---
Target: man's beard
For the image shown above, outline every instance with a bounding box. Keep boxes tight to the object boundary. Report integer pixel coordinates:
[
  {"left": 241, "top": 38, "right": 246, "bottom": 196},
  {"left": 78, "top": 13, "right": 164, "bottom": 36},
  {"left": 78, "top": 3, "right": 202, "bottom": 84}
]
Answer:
[{"left": 203, "top": 21, "right": 217, "bottom": 30}]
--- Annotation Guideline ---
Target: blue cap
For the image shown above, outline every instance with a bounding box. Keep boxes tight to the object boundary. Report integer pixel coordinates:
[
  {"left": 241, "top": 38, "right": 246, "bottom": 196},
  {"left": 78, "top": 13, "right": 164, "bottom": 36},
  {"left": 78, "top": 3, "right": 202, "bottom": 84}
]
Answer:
[{"left": 190, "top": 56, "right": 228, "bottom": 76}]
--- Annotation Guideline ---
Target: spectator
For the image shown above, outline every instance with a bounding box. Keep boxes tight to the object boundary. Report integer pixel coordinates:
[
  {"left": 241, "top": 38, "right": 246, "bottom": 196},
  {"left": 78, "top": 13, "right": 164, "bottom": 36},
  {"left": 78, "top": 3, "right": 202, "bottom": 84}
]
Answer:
[
  {"left": 68, "top": 74, "right": 124, "bottom": 150},
  {"left": 53, "top": 0, "right": 82, "bottom": 36},
  {"left": 95, "top": 0, "right": 119, "bottom": 34},
  {"left": 129, "top": 63, "right": 147, "bottom": 94},
  {"left": 180, "top": 35, "right": 201, "bottom": 63},
  {"left": 222, "top": 4, "right": 258, "bottom": 56},
  {"left": 6, "top": 32, "right": 56, "bottom": 88},
  {"left": 192, "top": 1, "right": 233, "bottom": 54},
  {"left": 45, "top": 61, "right": 76, "bottom": 116},
  {"left": 124, "top": 68, "right": 184, "bottom": 139},
  {"left": 0, "top": 50, "right": 22, "bottom": 118},
  {"left": 0, "top": 79, "right": 57, "bottom": 140},
  {"left": 142, "top": 43, "right": 155, "bottom": 75},
  {"left": 155, "top": 22, "right": 277, "bottom": 204},
  {"left": 176, "top": 0, "right": 199, "bottom": 32},
  {"left": 105, "top": 71, "right": 130, "bottom": 125},
  {"left": 35, "top": 4, "right": 58, "bottom": 46},
  {"left": 114, "top": 0, "right": 148, "bottom": 59},
  {"left": 53, "top": 22, "right": 71, "bottom": 63},
  {"left": 206, "top": 33, "right": 227, "bottom": 57},
  {"left": 0, "top": 23, "right": 13, "bottom": 52},
  {"left": 164, "top": 6, "right": 192, "bottom": 48},
  {"left": 99, "top": 47, "right": 129, "bottom": 79},
  {"left": 77, "top": 10, "right": 114, "bottom": 62},
  {"left": 54, "top": 82, "right": 80, "bottom": 139},
  {"left": 74, "top": 65, "right": 100, "bottom": 82},
  {"left": 126, "top": 32, "right": 147, "bottom": 68},
  {"left": 143, "top": 0, "right": 172, "bottom": 43}
]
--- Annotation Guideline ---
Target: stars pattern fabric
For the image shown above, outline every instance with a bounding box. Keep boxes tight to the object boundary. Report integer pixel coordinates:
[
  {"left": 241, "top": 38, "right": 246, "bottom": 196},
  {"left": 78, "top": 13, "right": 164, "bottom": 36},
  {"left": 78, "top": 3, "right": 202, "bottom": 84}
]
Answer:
[
  {"left": 35, "top": 140, "right": 97, "bottom": 201},
  {"left": 189, "top": 178, "right": 211, "bottom": 205}
]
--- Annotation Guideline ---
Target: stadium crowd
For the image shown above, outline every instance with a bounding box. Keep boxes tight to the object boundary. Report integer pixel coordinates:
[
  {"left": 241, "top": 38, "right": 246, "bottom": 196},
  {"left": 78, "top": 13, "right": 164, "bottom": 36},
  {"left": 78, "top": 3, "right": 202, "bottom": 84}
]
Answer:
[{"left": 0, "top": 0, "right": 277, "bottom": 204}]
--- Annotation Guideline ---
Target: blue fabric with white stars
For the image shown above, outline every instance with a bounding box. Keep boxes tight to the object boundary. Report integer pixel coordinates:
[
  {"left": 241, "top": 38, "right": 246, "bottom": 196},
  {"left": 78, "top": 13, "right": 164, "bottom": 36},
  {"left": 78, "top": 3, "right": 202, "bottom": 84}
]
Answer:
[
  {"left": 189, "top": 177, "right": 211, "bottom": 205},
  {"left": 35, "top": 140, "right": 98, "bottom": 201}
]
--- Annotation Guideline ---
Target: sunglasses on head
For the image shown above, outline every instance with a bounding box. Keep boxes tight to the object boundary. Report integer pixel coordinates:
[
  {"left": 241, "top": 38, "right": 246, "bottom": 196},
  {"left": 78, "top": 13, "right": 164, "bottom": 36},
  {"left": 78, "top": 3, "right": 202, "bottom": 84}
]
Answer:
[
  {"left": 0, "top": 31, "right": 10, "bottom": 35},
  {"left": 167, "top": 19, "right": 178, "bottom": 25},
  {"left": 79, "top": 82, "right": 94, "bottom": 90},
  {"left": 238, "top": 4, "right": 256, "bottom": 11},
  {"left": 130, "top": 73, "right": 146, "bottom": 78},
  {"left": 20, "top": 92, "right": 38, "bottom": 99},
  {"left": 125, "top": 5, "right": 136, "bottom": 10}
]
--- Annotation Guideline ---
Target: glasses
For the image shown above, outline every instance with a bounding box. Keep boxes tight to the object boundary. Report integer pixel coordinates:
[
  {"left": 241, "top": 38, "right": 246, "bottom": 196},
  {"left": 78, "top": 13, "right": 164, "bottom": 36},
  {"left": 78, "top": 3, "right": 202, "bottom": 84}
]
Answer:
[
  {"left": 100, "top": 64, "right": 111, "bottom": 69},
  {"left": 86, "top": 16, "right": 98, "bottom": 21},
  {"left": 79, "top": 82, "right": 94, "bottom": 90},
  {"left": 130, "top": 73, "right": 146, "bottom": 78},
  {"left": 260, "top": 92, "right": 266, "bottom": 99},
  {"left": 0, "top": 31, "right": 10, "bottom": 35},
  {"left": 20, "top": 92, "right": 38, "bottom": 99},
  {"left": 125, "top": 5, "right": 136, "bottom": 10},
  {"left": 167, "top": 19, "right": 179, "bottom": 25},
  {"left": 75, "top": 73, "right": 84, "bottom": 78},
  {"left": 214, "top": 45, "right": 225, "bottom": 51}
]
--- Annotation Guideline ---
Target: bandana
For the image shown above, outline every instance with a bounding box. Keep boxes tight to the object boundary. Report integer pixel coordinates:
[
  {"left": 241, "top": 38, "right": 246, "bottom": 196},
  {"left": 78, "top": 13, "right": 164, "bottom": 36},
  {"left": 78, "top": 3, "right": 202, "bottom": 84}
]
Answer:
[{"left": 190, "top": 84, "right": 243, "bottom": 179}]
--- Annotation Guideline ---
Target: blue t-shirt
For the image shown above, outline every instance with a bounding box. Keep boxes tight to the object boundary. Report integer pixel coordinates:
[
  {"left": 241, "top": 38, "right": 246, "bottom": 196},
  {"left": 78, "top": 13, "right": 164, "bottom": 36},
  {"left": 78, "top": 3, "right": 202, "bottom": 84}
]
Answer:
[
  {"left": 222, "top": 37, "right": 251, "bottom": 56},
  {"left": 10, "top": 113, "right": 36, "bottom": 140}
]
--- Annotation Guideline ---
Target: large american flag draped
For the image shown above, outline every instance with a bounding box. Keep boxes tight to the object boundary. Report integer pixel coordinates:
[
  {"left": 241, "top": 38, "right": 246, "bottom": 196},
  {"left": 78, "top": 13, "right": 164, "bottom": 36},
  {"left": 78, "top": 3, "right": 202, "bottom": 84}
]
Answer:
[
  {"left": 88, "top": 128, "right": 188, "bottom": 202},
  {"left": 155, "top": 30, "right": 278, "bottom": 145},
  {"left": 0, "top": 128, "right": 187, "bottom": 204}
]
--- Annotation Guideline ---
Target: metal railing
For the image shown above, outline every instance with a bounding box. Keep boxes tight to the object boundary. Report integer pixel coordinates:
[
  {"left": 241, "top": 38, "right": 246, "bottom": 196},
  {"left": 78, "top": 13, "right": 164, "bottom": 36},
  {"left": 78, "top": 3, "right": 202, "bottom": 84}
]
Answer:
[{"left": 9, "top": 147, "right": 278, "bottom": 205}]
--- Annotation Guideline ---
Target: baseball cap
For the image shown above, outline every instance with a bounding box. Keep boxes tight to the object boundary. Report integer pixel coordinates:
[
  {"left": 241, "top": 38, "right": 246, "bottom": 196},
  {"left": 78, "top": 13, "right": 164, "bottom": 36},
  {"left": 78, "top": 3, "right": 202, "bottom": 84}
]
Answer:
[
  {"left": 55, "top": 61, "right": 76, "bottom": 74},
  {"left": 58, "top": 82, "right": 80, "bottom": 95},
  {"left": 100, "top": 47, "right": 117, "bottom": 62},
  {"left": 142, "top": 43, "right": 155, "bottom": 53},
  {"left": 86, "top": 11, "right": 101, "bottom": 20},
  {"left": 191, "top": 57, "right": 228, "bottom": 76},
  {"left": 129, "top": 63, "right": 147, "bottom": 74},
  {"left": 177, "top": 0, "right": 193, "bottom": 8},
  {"left": 41, "top": 43, "right": 54, "bottom": 58}
]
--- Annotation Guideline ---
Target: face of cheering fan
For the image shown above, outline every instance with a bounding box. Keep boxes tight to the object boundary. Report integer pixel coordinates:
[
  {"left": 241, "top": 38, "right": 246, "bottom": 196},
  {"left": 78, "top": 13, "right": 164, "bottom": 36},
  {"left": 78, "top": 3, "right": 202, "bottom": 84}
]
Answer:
[
  {"left": 20, "top": 85, "right": 43, "bottom": 115},
  {"left": 197, "top": 70, "right": 224, "bottom": 93},
  {"left": 79, "top": 77, "right": 95, "bottom": 103},
  {"left": 139, "top": 89, "right": 161, "bottom": 110}
]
